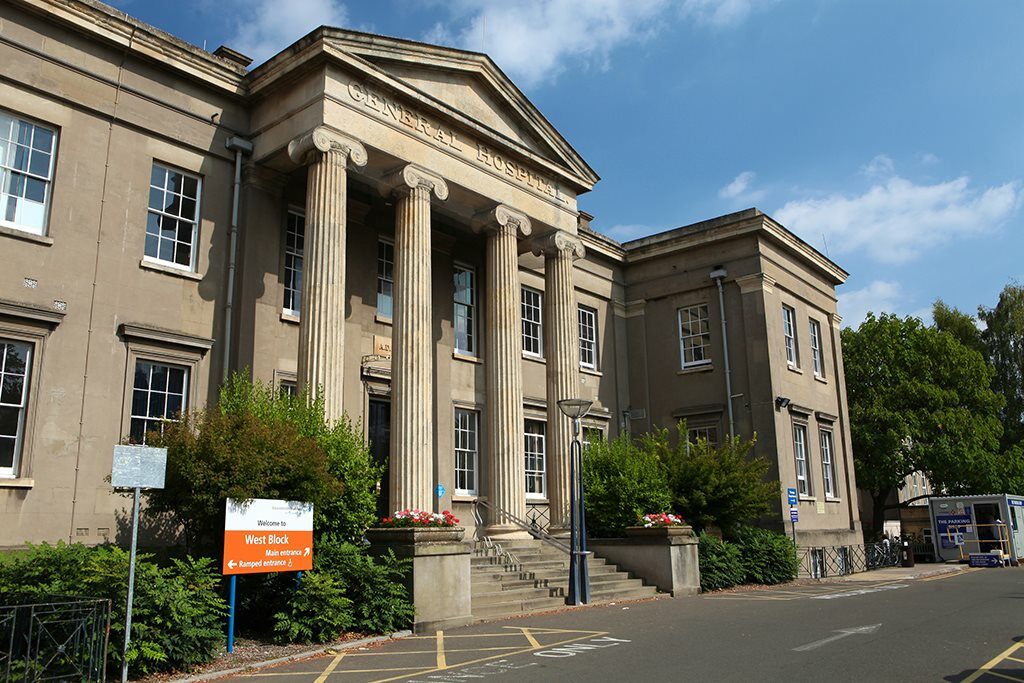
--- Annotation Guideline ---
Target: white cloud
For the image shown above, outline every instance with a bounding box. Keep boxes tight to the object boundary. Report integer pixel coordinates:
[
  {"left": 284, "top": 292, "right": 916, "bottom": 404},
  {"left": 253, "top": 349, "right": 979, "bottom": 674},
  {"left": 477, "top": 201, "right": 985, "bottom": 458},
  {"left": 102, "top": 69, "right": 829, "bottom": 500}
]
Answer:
[
  {"left": 919, "top": 152, "right": 940, "bottom": 166},
  {"left": 774, "top": 169, "right": 1022, "bottom": 264},
  {"left": 427, "top": 0, "right": 669, "bottom": 88},
  {"left": 719, "top": 171, "right": 754, "bottom": 198},
  {"left": 718, "top": 170, "right": 766, "bottom": 204},
  {"left": 227, "top": 0, "right": 348, "bottom": 65},
  {"left": 838, "top": 280, "right": 906, "bottom": 328},
  {"left": 860, "top": 154, "right": 895, "bottom": 179},
  {"left": 679, "top": 0, "right": 774, "bottom": 27}
]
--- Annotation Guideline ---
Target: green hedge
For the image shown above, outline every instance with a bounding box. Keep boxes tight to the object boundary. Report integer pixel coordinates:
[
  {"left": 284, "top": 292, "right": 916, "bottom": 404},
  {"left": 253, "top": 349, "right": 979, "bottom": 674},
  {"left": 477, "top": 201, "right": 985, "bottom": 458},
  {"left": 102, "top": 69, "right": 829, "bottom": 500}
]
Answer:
[
  {"left": 0, "top": 543, "right": 224, "bottom": 677},
  {"left": 582, "top": 434, "right": 672, "bottom": 537},
  {"left": 697, "top": 534, "right": 745, "bottom": 591},
  {"left": 734, "top": 526, "right": 798, "bottom": 585}
]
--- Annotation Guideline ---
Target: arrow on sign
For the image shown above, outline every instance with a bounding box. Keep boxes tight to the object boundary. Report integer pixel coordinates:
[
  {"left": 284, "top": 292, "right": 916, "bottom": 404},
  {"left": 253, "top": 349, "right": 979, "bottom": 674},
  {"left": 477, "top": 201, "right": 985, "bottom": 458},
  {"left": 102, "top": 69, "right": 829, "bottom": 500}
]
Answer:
[
  {"left": 303, "top": 547, "right": 310, "bottom": 557},
  {"left": 228, "top": 560, "right": 237, "bottom": 569},
  {"left": 793, "top": 624, "right": 881, "bottom": 652}
]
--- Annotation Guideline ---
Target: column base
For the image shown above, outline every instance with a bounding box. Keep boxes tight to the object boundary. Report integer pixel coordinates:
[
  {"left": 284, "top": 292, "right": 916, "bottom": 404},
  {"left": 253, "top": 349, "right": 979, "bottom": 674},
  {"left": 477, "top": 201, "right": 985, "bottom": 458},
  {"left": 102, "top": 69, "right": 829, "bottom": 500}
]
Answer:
[{"left": 547, "top": 525, "right": 571, "bottom": 539}]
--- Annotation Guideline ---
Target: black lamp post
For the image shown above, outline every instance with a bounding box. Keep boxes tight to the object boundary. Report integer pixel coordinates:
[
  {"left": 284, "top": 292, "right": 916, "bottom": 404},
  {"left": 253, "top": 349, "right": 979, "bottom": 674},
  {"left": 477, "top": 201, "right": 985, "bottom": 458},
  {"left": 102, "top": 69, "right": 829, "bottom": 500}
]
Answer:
[{"left": 558, "top": 397, "right": 593, "bottom": 605}]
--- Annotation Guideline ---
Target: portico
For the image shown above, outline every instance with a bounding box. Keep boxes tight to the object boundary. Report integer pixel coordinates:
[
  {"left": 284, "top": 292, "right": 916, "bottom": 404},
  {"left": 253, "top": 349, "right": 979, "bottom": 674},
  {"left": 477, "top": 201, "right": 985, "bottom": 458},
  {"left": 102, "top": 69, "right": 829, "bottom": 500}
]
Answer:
[{"left": 247, "top": 30, "right": 599, "bottom": 533}]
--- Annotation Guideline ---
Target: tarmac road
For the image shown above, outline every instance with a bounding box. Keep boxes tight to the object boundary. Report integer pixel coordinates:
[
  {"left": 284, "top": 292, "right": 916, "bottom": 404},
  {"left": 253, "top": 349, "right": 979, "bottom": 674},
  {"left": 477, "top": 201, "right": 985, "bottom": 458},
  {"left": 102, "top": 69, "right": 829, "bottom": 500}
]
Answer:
[{"left": 214, "top": 567, "right": 1024, "bottom": 682}]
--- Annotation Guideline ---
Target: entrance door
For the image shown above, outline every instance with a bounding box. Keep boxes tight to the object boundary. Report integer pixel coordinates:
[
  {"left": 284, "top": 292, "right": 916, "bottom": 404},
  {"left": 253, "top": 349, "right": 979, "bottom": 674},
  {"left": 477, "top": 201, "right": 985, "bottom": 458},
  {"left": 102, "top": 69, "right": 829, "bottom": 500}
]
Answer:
[
  {"left": 368, "top": 398, "right": 391, "bottom": 521},
  {"left": 975, "top": 503, "right": 1002, "bottom": 553}
]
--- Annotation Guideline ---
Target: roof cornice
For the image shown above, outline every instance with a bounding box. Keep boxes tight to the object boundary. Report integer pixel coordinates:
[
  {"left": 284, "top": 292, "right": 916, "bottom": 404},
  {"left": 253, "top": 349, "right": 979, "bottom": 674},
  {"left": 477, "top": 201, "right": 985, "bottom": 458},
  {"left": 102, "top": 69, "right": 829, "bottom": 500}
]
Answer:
[{"left": 12, "top": 0, "right": 247, "bottom": 95}]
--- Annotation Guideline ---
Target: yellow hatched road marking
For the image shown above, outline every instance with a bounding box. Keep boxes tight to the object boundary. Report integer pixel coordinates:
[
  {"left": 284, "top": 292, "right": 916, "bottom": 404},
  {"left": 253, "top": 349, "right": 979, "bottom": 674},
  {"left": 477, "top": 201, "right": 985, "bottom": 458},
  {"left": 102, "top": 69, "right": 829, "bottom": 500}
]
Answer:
[
  {"left": 986, "top": 672, "right": 1024, "bottom": 682},
  {"left": 1007, "top": 656, "right": 1024, "bottom": 664},
  {"left": 518, "top": 627, "right": 541, "bottom": 648},
  {"left": 312, "top": 653, "right": 345, "bottom": 683},
  {"left": 435, "top": 630, "right": 446, "bottom": 669},
  {"left": 922, "top": 568, "right": 978, "bottom": 582},
  {"left": 368, "top": 631, "right": 610, "bottom": 683},
  {"left": 962, "top": 642, "right": 1024, "bottom": 683},
  {"left": 347, "top": 646, "right": 522, "bottom": 656}
]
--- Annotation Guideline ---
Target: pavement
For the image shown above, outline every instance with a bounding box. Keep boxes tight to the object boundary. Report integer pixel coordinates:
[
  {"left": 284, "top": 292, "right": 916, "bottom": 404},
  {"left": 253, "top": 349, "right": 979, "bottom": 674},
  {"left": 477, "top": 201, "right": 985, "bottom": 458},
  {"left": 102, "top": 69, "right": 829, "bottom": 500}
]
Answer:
[{"left": 184, "top": 563, "right": 1024, "bottom": 682}]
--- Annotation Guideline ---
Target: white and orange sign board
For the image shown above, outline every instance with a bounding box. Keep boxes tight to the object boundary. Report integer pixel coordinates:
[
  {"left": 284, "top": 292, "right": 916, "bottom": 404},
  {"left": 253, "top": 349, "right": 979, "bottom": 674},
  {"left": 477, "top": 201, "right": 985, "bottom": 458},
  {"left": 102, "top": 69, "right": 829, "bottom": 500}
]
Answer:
[{"left": 223, "top": 498, "right": 313, "bottom": 575}]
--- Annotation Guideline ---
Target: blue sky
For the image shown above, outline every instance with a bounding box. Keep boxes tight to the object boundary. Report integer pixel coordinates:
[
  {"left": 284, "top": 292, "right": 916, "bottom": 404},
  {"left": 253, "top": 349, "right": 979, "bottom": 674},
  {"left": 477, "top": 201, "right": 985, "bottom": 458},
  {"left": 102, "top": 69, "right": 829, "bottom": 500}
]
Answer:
[{"left": 112, "top": 0, "right": 1023, "bottom": 327}]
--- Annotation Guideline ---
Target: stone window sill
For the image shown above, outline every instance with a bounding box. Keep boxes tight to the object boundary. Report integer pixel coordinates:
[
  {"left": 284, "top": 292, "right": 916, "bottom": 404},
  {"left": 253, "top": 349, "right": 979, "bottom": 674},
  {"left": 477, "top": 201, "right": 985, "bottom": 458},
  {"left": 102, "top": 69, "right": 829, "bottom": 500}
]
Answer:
[
  {"left": 453, "top": 351, "right": 481, "bottom": 364},
  {"left": 0, "top": 478, "right": 34, "bottom": 489},
  {"left": 526, "top": 497, "right": 549, "bottom": 504},
  {"left": 798, "top": 495, "right": 816, "bottom": 502},
  {"left": 814, "top": 374, "right": 828, "bottom": 384},
  {"left": 522, "top": 353, "right": 545, "bottom": 365},
  {"left": 678, "top": 363, "right": 713, "bottom": 375},
  {"left": 825, "top": 497, "right": 842, "bottom": 503},
  {"left": 452, "top": 494, "right": 479, "bottom": 503},
  {"left": 281, "top": 311, "right": 299, "bottom": 324},
  {"left": 375, "top": 314, "right": 393, "bottom": 326},
  {"left": 787, "top": 364, "right": 803, "bottom": 375},
  {"left": 581, "top": 366, "right": 602, "bottom": 377},
  {"left": 0, "top": 225, "right": 53, "bottom": 246},
  {"left": 140, "top": 258, "right": 203, "bottom": 281}
]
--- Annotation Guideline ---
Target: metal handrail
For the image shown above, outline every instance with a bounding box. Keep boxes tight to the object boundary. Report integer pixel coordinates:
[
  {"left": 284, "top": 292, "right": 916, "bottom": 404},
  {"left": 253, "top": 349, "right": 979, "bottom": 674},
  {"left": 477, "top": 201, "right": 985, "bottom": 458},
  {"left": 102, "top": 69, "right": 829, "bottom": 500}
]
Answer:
[
  {"left": 471, "top": 502, "right": 521, "bottom": 571},
  {"left": 473, "top": 499, "right": 571, "bottom": 555}
]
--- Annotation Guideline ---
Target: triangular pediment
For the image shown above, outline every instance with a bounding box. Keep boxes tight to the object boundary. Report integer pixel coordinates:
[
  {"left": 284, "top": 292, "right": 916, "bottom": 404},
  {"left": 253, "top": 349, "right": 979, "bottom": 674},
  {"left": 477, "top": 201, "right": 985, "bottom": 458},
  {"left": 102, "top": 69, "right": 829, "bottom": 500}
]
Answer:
[{"left": 319, "top": 30, "right": 598, "bottom": 190}]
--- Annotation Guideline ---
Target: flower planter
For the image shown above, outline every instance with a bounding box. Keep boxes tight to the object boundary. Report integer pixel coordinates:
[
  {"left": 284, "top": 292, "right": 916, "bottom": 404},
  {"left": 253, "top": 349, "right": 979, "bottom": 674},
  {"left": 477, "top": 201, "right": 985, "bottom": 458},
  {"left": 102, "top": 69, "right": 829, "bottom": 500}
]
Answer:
[
  {"left": 625, "top": 525, "right": 695, "bottom": 539},
  {"left": 365, "top": 526, "right": 465, "bottom": 544}
]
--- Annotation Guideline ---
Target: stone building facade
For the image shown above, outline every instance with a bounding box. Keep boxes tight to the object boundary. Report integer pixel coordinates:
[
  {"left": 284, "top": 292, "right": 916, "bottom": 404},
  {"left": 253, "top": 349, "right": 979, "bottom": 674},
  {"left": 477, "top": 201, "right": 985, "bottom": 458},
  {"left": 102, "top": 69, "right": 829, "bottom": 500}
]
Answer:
[{"left": 0, "top": 0, "right": 861, "bottom": 549}]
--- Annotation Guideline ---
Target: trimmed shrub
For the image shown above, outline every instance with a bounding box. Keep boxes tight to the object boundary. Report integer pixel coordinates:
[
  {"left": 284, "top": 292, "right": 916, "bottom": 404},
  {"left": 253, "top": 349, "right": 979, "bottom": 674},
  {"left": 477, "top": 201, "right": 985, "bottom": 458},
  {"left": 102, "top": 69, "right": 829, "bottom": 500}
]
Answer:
[
  {"left": 0, "top": 543, "right": 225, "bottom": 677},
  {"left": 697, "top": 534, "right": 744, "bottom": 592},
  {"left": 582, "top": 434, "right": 673, "bottom": 537},
  {"left": 734, "top": 525, "right": 799, "bottom": 585}
]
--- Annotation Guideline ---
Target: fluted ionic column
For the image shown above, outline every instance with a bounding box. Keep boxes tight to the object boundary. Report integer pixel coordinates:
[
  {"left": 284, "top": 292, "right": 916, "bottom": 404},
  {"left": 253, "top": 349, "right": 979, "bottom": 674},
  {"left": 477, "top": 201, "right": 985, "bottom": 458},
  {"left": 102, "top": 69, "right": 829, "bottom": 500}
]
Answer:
[
  {"left": 473, "top": 206, "right": 532, "bottom": 536},
  {"left": 533, "top": 231, "right": 586, "bottom": 532},
  {"left": 287, "top": 127, "right": 367, "bottom": 422},
  {"left": 385, "top": 164, "right": 448, "bottom": 513}
]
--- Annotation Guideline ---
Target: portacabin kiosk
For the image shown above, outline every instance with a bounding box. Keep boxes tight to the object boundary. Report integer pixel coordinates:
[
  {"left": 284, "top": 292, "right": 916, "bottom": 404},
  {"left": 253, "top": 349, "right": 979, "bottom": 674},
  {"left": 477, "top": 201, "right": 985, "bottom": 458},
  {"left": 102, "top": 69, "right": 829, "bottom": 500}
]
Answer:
[{"left": 929, "top": 494, "right": 1024, "bottom": 566}]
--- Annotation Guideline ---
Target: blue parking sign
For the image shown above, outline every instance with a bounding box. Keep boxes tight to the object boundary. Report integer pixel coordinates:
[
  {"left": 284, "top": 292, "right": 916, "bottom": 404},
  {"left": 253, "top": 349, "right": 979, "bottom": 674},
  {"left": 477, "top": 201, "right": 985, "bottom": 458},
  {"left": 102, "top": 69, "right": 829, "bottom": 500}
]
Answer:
[
  {"left": 790, "top": 506, "right": 799, "bottom": 523},
  {"left": 787, "top": 487, "right": 798, "bottom": 506}
]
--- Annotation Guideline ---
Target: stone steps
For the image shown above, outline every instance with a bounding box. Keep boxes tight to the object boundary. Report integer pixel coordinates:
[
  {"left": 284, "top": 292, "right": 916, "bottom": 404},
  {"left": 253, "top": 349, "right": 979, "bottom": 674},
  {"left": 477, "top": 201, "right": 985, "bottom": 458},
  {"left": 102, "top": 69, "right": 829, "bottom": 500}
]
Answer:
[{"left": 469, "top": 538, "right": 660, "bottom": 621}]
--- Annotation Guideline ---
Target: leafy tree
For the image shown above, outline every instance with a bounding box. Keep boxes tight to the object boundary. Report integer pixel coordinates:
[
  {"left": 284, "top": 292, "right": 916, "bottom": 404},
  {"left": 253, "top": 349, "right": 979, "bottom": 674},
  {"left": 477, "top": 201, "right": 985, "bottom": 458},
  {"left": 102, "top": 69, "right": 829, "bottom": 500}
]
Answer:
[
  {"left": 145, "top": 375, "right": 380, "bottom": 555},
  {"left": 842, "top": 314, "right": 1004, "bottom": 536},
  {"left": 581, "top": 433, "right": 672, "bottom": 537},
  {"left": 649, "top": 424, "right": 776, "bottom": 536},
  {"left": 979, "top": 284, "right": 1024, "bottom": 450},
  {"left": 933, "top": 299, "right": 984, "bottom": 356}
]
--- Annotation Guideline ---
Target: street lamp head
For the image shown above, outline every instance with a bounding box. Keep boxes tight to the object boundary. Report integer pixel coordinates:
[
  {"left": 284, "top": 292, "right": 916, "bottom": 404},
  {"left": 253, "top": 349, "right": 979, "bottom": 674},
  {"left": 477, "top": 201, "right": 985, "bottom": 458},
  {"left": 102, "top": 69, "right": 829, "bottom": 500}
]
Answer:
[{"left": 557, "top": 398, "right": 593, "bottom": 419}]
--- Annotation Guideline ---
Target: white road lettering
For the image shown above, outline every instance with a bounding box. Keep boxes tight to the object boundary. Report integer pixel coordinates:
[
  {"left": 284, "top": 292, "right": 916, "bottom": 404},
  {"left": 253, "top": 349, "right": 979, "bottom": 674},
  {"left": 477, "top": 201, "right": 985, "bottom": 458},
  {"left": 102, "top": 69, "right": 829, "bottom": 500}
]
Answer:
[
  {"left": 793, "top": 624, "right": 882, "bottom": 652},
  {"left": 812, "top": 584, "right": 908, "bottom": 600}
]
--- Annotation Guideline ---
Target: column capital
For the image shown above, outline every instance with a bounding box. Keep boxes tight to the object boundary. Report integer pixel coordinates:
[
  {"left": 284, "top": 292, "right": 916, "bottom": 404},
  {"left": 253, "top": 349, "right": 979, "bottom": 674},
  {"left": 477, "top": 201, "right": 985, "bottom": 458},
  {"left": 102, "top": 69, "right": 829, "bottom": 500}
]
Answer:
[
  {"left": 531, "top": 230, "right": 585, "bottom": 261},
  {"left": 471, "top": 204, "right": 532, "bottom": 238},
  {"left": 382, "top": 163, "right": 449, "bottom": 201},
  {"left": 288, "top": 126, "right": 368, "bottom": 167}
]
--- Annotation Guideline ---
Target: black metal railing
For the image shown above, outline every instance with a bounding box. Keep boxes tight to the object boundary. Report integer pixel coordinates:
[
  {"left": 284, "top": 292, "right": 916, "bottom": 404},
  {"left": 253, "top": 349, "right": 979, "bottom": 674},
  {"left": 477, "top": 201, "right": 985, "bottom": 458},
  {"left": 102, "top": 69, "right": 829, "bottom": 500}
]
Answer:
[
  {"left": 797, "top": 542, "right": 901, "bottom": 579},
  {"left": 526, "top": 503, "right": 550, "bottom": 533},
  {"left": 0, "top": 595, "right": 110, "bottom": 682}
]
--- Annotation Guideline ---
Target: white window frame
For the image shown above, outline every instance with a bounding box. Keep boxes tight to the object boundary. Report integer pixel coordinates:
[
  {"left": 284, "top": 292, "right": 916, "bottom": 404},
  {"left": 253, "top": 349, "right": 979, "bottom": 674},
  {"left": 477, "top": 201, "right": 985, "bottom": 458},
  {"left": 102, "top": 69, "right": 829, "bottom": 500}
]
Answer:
[
  {"left": 0, "top": 338, "right": 33, "bottom": 478},
  {"left": 283, "top": 209, "right": 304, "bottom": 317},
  {"left": 783, "top": 305, "right": 799, "bottom": 367},
  {"left": 578, "top": 305, "right": 598, "bottom": 370},
  {"left": 144, "top": 162, "right": 202, "bottom": 272},
  {"left": 809, "top": 318, "right": 824, "bottom": 378},
  {"left": 454, "top": 408, "right": 479, "bottom": 495},
  {"left": 524, "top": 419, "right": 546, "bottom": 499},
  {"left": 678, "top": 304, "right": 711, "bottom": 368},
  {"left": 521, "top": 287, "right": 543, "bottom": 358},
  {"left": 687, "top": 425, "right": 719, "bottom": 447},
  {"left": 820, "top": 429, "right": 836, "bottom": 499},
  {"left": 377, "top": 238, "right": 394, "bottom": 319},
  {"left": 0, "top": 110, "right": 58, "bottom": 236},
  {"left": 453, "top": 265, "right": 477, "bottom": 356},
  {"left": 129, "top": 360, "right": 189, "bottom": 445},
  {"left": 581, "top": 425, "right": 604, "bottom": 450},
  {"left": 794, "top": 422, "right": 810, "bottom": 496}
]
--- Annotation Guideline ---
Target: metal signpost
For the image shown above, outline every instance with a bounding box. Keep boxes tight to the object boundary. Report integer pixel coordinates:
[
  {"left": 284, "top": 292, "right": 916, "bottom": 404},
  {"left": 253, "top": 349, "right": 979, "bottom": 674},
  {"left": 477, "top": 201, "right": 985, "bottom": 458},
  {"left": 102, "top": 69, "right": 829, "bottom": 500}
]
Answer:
[
  {"left": 110, "top": 444, "right": 167, "bottom": 683},
  {"left": 223, "top": 498, "right": 314, "bottom": 652},
  {"left": 787, "top": 487, "right": 799, "bottom": 546}
]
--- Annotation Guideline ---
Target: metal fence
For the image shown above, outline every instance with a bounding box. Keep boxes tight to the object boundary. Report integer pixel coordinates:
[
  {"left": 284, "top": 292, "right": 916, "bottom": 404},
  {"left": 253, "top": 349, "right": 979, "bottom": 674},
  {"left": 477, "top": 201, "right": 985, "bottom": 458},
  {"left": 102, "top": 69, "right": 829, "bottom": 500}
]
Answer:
[
  {"left": 0, "top": 595, "right": 110, "bottom": 682},
  {"left": 797, "top": 542, "right": 901, "bottom": 579}
]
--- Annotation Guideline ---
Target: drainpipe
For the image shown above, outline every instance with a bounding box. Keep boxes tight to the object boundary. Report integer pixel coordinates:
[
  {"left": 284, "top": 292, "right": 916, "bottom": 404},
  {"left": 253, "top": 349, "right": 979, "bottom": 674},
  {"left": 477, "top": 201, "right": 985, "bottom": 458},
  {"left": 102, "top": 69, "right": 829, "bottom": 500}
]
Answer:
[
  {"left": 223, "top": 136, "right": 253, "bottom": 382},
  {"left": 710, "top": 267, "right": 735, "bottom": 440}
]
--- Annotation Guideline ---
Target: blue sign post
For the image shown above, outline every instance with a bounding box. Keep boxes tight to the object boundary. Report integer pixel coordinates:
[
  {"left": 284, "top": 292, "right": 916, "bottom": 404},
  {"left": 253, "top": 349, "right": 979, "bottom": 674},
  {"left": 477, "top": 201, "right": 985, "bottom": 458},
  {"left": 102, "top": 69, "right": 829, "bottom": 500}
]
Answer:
[{"left": 787, "top": 488, "right": 799, "bottom": 546}]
